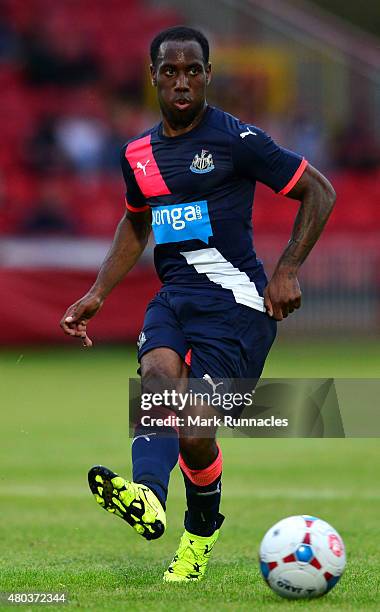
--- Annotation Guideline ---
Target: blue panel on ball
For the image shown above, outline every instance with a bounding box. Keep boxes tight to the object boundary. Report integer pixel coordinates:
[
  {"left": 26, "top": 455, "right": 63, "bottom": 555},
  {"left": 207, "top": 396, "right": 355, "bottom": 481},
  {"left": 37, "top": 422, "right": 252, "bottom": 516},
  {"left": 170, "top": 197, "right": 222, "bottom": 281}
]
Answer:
[
  {"left": 295, "top": 544, "right": 314, "bottom": 562},
  {"left": 303, "top": 515, "right": 318, "bottom": 521},
  {"left": 260, "top": 561, "right": 270, "bottom": 579},
  {"left": 326, "top": 574, "right": 341, "bottom": 592}
]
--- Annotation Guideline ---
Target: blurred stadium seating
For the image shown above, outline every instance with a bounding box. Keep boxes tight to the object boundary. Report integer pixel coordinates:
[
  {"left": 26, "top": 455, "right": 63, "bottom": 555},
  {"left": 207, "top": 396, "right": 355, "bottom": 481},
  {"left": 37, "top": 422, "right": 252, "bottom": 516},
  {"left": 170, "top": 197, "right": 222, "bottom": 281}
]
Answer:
[{"left": 0, "top": 0, "right": 379, "bottom": 342}]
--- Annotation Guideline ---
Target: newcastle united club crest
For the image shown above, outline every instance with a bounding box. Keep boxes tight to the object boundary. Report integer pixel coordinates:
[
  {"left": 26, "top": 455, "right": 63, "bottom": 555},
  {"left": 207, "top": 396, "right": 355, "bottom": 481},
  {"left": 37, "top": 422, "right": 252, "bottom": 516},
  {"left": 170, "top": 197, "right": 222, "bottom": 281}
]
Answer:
[{"left": 190, "top": 149, "right": 215, "bottom": 174}]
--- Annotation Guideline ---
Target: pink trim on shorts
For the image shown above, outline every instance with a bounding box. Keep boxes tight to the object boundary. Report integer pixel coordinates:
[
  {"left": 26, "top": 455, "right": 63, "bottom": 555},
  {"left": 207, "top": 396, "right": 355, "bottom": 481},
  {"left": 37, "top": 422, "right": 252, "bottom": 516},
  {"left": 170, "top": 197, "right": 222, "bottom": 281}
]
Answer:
[{"left": 184, "top": 348, "right": 192, "bottom": 366}]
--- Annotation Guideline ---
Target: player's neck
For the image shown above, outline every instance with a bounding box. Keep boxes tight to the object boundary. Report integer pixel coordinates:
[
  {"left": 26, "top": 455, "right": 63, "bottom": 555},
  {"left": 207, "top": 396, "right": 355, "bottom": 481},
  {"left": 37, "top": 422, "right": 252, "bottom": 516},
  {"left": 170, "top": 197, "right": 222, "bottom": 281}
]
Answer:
[{"left": 161, "top": 103, "right": 208, "bottom": 137}]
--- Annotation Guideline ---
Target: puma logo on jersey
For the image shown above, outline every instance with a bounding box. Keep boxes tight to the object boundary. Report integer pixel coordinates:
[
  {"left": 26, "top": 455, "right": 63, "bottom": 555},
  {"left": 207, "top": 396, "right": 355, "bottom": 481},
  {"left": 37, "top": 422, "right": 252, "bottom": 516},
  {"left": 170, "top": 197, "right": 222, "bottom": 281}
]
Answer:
[
  {"left": 240, "top": 127, "right": 257, "bottom": 139},
  {"left": 137, "top": 159, "right": 150, "bottom": 175}
]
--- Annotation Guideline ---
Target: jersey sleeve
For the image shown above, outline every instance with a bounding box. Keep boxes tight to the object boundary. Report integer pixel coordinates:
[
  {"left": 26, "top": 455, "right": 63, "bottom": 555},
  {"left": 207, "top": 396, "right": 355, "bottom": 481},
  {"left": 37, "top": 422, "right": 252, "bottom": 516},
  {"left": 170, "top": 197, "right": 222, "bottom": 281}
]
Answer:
[
  {"left": 120, "top": 145, "right": 150, "bottom": 212},
  {"left": 231, "top": 125, "right": 308, "bottom": 194}
]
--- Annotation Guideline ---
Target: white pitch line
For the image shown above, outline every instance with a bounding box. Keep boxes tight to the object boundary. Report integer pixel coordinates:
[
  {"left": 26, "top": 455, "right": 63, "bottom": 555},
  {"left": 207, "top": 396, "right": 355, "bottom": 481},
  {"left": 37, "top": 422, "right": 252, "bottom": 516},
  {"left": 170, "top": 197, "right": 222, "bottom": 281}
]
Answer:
[
  {"left": 232, "top": 489, "right": 380, "bottom": 500},
  {"left": 0, "top": 486, "right": 379, "bottom": 501}
]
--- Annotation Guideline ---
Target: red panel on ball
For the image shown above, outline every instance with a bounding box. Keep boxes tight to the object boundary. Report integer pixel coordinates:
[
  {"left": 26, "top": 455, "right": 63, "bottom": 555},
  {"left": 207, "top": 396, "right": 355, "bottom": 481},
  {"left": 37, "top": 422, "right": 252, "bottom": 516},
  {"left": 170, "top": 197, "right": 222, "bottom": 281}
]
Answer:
[{"left": 310, "top": 557, "right": 322, "bottom": 569}]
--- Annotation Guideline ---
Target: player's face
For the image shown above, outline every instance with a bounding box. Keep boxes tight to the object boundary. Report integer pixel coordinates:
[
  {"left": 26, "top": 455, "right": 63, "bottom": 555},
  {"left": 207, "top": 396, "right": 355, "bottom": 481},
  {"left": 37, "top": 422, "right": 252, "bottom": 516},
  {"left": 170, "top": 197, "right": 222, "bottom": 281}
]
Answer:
[{"left": 151, "top": 40, "right": 211, "bottom": 128}]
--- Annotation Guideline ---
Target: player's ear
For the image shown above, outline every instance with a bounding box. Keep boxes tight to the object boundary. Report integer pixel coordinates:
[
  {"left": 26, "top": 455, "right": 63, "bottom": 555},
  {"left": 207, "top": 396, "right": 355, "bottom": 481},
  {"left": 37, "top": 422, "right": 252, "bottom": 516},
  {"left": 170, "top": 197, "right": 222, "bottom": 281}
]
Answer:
[
  {"left": 150, "top": 64, "right": 157, "bottom": 87},
  {"left": 205, "top": 63, "right": 212, "bottom": 86}
]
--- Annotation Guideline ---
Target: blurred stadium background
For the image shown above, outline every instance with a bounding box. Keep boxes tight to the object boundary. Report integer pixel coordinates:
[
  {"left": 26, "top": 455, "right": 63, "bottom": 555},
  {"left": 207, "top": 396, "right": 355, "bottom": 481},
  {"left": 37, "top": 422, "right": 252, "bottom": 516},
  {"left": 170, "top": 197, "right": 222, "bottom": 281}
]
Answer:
[
  {"left": 0, "top": 0, "right": 379, "bottom": 347},
  {"left": 1, "top": 3, "right": 379, "bottom": 607}
]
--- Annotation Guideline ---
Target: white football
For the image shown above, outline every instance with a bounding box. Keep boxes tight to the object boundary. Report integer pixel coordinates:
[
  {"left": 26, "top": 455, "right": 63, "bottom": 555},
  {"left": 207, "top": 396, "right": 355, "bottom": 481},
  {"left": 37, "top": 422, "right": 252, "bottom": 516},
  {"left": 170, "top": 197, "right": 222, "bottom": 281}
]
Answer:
[{"left": 259, "top": 515, "right": 346, "bottom": 599}]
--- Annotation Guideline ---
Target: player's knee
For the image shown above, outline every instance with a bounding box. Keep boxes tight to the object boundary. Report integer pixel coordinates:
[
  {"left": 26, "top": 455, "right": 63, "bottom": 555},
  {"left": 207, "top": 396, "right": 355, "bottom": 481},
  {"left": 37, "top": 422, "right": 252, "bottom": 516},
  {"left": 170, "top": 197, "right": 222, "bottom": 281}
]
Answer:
[
  {"left": 141, "top": 348, "right": 187, "bottom": 394},
  {"left": 142, "top": 362, "right": 169, "bottom": 387},
  {"left": 180, "top": 437, "right": 217, "bottom": 469}
]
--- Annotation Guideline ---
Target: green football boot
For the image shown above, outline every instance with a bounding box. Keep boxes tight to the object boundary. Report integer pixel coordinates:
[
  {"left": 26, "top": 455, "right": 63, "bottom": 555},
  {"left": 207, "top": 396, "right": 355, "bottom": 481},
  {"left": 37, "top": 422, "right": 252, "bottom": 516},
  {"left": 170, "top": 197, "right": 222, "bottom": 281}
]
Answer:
[
  {"left": 88, "top": 465, "right": 166, "bottom": 540},
  {"left": 163, "top": 515, "right": 224, "bottom": 582}
]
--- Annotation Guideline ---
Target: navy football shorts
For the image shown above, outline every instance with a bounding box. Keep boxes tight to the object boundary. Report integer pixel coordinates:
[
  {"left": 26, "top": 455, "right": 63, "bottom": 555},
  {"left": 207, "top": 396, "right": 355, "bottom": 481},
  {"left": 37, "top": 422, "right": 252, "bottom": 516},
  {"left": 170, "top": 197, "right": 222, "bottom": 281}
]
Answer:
[{"left": 137, "top": 288, "right": 277, "bottom": 380}]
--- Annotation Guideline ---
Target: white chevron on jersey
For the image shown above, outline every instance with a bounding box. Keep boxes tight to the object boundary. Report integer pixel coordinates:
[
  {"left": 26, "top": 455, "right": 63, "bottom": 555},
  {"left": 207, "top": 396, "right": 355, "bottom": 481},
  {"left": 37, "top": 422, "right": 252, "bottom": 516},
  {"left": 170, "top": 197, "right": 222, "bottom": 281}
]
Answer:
[{"left": 180, "top": 248, "right": 265, "bottom": 312}]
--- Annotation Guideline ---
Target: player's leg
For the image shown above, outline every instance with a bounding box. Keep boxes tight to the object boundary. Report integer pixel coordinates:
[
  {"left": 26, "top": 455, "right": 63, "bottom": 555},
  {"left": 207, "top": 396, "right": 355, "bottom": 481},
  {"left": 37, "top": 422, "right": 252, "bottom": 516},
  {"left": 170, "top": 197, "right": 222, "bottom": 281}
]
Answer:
[
  {"left": 179, "top": 418, "right": 223, "bottom": 538},
  {"left": 89, "top": 292, "right": 189, "bottom": 541},
  {"left": 88, "top": 348, "right": 186, "bottom": 540},
  {"left": 132, "top": 347, "right": 187, "bottom": 510},
  {"left": 163, "top": 292, "right": 247, "bottom": 581},
  {"left": 164, "top": 294, "right": 276, "bottom": 581},
  {"left": 164, "top": 401, "right": 224, "bottom": 582}
]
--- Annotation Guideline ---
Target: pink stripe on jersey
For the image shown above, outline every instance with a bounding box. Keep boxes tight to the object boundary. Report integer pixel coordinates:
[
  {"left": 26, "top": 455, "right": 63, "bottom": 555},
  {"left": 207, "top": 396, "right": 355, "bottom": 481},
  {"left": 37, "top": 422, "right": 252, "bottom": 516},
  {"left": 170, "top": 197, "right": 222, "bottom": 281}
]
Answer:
[
  {"left": 125, "top": 135, "right": 171, "bottom": 198},
  {"left": 279, "top": 158, "right": 308, "bottom": 195}
]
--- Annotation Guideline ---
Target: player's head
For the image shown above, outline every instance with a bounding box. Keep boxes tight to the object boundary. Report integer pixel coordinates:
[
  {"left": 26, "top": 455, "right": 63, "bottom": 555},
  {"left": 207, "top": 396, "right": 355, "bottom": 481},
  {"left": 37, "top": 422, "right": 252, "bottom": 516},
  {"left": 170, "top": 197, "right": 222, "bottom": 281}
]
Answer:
[{"left": 150, "top": 26, "right": 211, "bottom": 128}]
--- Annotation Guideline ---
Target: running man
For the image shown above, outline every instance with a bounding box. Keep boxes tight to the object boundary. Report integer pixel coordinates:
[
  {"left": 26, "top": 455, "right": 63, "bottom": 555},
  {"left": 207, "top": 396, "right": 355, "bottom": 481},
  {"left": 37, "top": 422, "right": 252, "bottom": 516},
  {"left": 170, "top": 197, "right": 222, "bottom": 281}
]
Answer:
[{"left": 60, "top": 26, "right": 336, "bottom": 582}]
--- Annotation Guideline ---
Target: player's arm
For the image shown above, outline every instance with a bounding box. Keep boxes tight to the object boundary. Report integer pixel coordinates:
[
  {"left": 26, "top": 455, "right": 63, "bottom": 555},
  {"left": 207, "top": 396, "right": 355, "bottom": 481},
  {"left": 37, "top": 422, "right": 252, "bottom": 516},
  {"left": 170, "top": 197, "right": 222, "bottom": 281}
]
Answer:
[
  {"left": 264, "top": 164, "right": 336, "bottom": 320},
  {"left": 60, "top": 209, "right": 151, "bottom": 346}
]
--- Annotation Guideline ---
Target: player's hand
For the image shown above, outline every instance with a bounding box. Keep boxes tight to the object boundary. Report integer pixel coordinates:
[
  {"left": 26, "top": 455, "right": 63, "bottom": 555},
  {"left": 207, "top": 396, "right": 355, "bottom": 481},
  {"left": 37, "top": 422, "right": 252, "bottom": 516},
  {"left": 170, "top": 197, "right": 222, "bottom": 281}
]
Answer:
[
  {"left": 264, "top": 270, "right": 301, "bottom": 321},
  {"left": 60, "top": 294, "right": 104, "bottom": 347}
]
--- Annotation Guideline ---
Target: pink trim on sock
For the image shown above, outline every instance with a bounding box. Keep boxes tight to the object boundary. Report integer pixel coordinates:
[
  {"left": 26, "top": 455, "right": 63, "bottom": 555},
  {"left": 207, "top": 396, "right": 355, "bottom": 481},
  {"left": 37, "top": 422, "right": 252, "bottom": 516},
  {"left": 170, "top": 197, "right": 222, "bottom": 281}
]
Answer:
[{"left": 179, "top": 444, "right": 222, "bottom": 486}]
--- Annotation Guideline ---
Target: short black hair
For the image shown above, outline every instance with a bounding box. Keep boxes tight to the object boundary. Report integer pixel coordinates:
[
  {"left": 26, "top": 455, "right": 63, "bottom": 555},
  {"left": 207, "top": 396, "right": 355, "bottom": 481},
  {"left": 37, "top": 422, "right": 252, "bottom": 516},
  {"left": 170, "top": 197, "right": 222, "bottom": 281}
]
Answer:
[{"left": 150, "top": 25, "right": 210, "bottom": 66}]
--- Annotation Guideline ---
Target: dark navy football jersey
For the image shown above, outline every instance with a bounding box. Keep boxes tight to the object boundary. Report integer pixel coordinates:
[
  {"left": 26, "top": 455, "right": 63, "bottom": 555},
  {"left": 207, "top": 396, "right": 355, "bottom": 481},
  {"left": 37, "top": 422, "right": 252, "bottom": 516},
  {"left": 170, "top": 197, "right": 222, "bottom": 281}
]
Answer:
[{"left": 120, "top": 105, "right": 307, "bottom": 312}]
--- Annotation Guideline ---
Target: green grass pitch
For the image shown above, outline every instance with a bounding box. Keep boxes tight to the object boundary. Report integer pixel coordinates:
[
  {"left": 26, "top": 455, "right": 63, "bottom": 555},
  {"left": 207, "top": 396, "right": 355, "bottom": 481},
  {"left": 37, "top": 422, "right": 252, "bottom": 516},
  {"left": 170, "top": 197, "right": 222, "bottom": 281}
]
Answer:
[{"left": 0, "top": 338, "right": 379, "bottom": 610}]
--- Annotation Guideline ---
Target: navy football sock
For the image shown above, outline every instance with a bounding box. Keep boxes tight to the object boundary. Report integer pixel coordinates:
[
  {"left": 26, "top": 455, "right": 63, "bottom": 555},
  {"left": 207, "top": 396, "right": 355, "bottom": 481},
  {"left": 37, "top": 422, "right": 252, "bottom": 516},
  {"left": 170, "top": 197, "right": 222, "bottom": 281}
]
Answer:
[
  {"left": 181, "top": 472, "right": 224, "bottom": 536},
  {"left": 132, "top": 425, "right": 179, "bottom": 509},
  {"left": 180, "top": 446, "right": 224, "bottom": 536}
]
